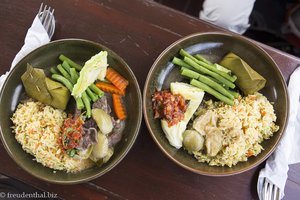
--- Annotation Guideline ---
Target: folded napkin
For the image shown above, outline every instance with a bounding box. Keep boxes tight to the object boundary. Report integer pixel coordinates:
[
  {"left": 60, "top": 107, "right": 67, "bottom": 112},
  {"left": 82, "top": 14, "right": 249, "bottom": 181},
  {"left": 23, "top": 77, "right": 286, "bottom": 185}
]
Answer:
[
  {"left": 257, "top": 66, "right": 300, "bottom": 199},
  {"left": 0, "top": 14, "right": 51, "bottom": 91}
]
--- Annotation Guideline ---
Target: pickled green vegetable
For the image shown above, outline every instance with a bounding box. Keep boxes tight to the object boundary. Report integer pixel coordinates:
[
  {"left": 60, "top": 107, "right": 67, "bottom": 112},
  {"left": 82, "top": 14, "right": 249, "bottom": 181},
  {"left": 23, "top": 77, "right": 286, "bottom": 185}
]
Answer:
[
  {"left": 76, "top": 145, "right": 93, "bottom": 159},
  {"left": 182, "top": 130, "right": 204, "bottom": 152},
  {"left": 89, "top": 132, "right": 109, "bottom": 163},
  {"left": 92, "top": 108, "right": 113, "bottom": 135}
]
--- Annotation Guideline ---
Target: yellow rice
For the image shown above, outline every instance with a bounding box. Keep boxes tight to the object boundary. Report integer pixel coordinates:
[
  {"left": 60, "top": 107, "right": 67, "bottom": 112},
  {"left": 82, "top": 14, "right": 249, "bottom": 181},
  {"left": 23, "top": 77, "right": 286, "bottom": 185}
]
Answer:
[
  {"left": 193, "top": 92, "right": 279, "bottom": 167},
  {"left": 11, "top": 99, "right": 94, "bottom": 172}
]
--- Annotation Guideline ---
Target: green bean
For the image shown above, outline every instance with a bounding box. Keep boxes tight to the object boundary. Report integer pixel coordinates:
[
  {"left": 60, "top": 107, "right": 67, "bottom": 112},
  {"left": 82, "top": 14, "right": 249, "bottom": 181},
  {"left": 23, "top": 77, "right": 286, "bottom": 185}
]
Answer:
[
  {"left": 59, "top": 54, "right": 83, "bottom": 71},
  {"left": 190, "top": 79, "right": 234, "bottom": 105},
  {"left": 184, "top": 57, "right": 236, "bottom": 89},
  {"left": 75, "top": 97, "right": 84, "bottom": 109},
  {"left": 50, "top": 67, "right": 59, "bottom": 74},
  {"left": 180, "top": 67, "right": 199, "bottom": 79},
  {"left": 194, "top": 54, "right": 212, "bottom": 65},
  {"left": 180, "top": 49, "right": 236, "bottom": 82},
  {"left": 51, "top": 74, "right": 73, "bottom": 92},
  {"left": 61, "top": 60, "right": 71, "bottom": 74},
  {"left": 57, "top": 64, "right": 73, "bottom": 84},
  {"left": 82, "top": 91, "right": 91, "bottom": 118},
  {"left": 86, "top": 87, "right": 98, "bottom": 102},
  {"left": 89, "top": 84, "right": 104, "bottom": 97},
  {"left": 69, "top": 67, "right": 79, "bottom": 84},
  {"left": 181, "top": 68, "right": 234, "bottom": 100},
  {"left": 61, "top": 61, "right": 80, "bottom": 83},
  {"left": 228, "top": 90, "right": 240, "bottom": 98},
  {"left": 172, "top": 57, "right": 194, "bottom": 70}
]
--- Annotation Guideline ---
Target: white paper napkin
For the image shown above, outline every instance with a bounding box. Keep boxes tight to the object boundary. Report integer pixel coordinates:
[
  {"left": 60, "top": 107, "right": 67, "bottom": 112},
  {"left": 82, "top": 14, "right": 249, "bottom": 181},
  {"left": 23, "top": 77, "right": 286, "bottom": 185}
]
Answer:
[
  {"left": 257, "top": 66, "right": 300, "bottom": 199},
  {"left": 0, "top": 14, "right": 51, "bottom": 90}
]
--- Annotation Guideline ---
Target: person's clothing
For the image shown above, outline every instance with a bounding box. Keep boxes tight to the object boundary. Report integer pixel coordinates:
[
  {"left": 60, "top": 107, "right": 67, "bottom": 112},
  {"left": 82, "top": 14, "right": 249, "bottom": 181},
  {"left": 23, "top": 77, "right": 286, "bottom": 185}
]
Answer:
[{"left": 200, "top": 0, "right": 256, "bottom": 34}]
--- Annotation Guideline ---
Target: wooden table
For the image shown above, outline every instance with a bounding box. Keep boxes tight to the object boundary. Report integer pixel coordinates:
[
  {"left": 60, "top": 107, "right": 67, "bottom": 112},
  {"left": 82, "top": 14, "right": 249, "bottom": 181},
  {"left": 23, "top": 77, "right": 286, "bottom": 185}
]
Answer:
[{"left": 1, "top": 0, "right": 300, "bottom": 199}]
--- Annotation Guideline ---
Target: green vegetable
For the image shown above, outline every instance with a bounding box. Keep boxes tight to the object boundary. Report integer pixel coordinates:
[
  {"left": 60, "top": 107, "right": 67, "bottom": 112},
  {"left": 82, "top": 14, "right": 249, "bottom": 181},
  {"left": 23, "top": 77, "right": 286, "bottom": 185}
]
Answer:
[
  {"left": 76, "top": 146, "right": 93, "bottom": 159},
  {"left": 102, "top": 148, "right": 114, "bottom": 164},
  {"left": 21, "top": 64, "right": 71, "bottom": 110},
  {"left": 51, "top": 74, "right": 73, "bottom": 92},
  {"left": 194, "top": 54, "right": 212, "bottom": 65},
  {"left": 228, "top": 89, "right": 240, "bottom": 98},
  {"left": 67, "top": 149, "right": 77, "bottom": 157},
  {"left": 72, "top": 51, "right": 108, "bottom": 98},
  {"left": 57, "top": 64, "right": 73, "bottom": 84},
  {"left": 89, "top": 84, "right": 104, "bottom": 97},
  {"left": 75, "top": 97, "right": 84, "bottom": 109},
  {"left": 181, "top": 68, "right": 234, "bottom": 100},
  {"left": 82, "top": 91, "right": 91, "bottom": 118},
  {"left": 172, "top": 57, "right": 194, "bottom": 70},
  {"left": 61, "top": 60, "right": 71, "bottom": 74},
  {"left": 86, "top": 87, "right": 98, "bottom": 102},
  {"left": 184, "top": 56, "right": 236, "bottom": 89},
  {"left": 59, "top": 54, "right": 82, "bottom": 71},
  {"left": 214, "top": 63, "right": 231, "bottom": 74},
  {"left": 69, "top": 67, "right": 79, "bottom": 84},
  {"left": 50, "top": 67, "right": 59, "bottom": 74},
  {"left": 89, "top": 132, "right": 109, "bottom": 163},
  {"left": 182, "top": 130, "right": 204, "bottom": 152},
  {"left": 92, "top": 108, "right": 113, "bottom": 135},
  {"left": 161, "top": 82, "right": 204, "bottom": 149},
  {"left": 190, "top": 79, "right": 234, "bottom": 106},
  {"left": 170, "top": 82, "right": 204, "bottom": 101},
  {"left": 180, "top": 49, "right": 237, "bottom": 82},
  {"left": 51, "top": 69, "right": 93, "bottom": 111}
]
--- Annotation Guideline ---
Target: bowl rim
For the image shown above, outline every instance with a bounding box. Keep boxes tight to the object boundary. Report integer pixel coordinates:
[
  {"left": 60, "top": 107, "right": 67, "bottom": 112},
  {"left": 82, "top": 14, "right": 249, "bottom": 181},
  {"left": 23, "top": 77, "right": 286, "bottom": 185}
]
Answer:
[
  {"left": 143, "top": 31, "right": 289, "bottom": 176},
  {"left": 0, "top": 38, "right": 143, "bottom": 184}
]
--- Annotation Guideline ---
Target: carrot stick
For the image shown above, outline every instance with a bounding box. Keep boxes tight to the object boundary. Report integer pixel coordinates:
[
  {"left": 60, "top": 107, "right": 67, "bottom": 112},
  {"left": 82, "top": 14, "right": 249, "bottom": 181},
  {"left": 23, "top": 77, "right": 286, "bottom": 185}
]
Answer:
[
  {"left": 96, "top": 82, "right": 125, "bottom": 96},
  {"left": 105, "top": 67, "right": 129, "bottom": 92},
  {"left": 112, "top": 94, "right": 126, "bottom": 120}
]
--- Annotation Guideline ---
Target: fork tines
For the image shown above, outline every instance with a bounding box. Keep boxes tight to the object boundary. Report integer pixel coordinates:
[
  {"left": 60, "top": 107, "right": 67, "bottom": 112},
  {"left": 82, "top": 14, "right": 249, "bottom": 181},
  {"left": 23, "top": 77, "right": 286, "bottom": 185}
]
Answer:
[
  {"left": 38, "top": 3, "right": 55, "bottom": 38},
  {"left": 263, "top": 178, "right": 281, "bottom": 200}
]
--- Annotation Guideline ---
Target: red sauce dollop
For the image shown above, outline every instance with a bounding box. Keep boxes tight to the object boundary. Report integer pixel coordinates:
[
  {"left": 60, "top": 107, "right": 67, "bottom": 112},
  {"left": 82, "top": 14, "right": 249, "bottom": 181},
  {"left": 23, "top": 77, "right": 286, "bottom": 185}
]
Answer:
[
  {"left": 152, "top": 90, "right": 187, "bottom": 127},
  {"left": 60, "top": 115, "right": 84, "bottom": 150}
]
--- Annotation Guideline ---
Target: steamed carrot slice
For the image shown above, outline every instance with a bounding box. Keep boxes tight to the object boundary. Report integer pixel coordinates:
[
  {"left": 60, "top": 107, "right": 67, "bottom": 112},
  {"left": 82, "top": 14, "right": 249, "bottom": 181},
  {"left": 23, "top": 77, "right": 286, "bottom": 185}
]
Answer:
[
  {"left": 105, "top": 67, "right": 129, "bottom": 92},
  {"left": 96, "top": 82, "right": 125, "bottom": 96},
  {"left": 112, "top": 94, "right": 126, "bottom": 120}
]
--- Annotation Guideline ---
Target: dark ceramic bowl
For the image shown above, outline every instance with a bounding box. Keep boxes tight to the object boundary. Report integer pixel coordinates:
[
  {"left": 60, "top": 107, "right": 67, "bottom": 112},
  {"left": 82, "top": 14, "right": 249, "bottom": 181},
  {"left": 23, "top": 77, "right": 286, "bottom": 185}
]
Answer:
[
  {"left": 0, "top": 39, "right": 142, "bottom": 183},
  {"left": 143, "top": 32, "right": 289, "bottom": 176}
]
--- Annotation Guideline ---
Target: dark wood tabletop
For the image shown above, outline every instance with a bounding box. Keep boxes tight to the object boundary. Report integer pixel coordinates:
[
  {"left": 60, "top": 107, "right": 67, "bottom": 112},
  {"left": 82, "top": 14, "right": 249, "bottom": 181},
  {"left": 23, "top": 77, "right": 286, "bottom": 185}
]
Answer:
[{"left": 1, "top": 0, "right": 300, "bottom": 199}]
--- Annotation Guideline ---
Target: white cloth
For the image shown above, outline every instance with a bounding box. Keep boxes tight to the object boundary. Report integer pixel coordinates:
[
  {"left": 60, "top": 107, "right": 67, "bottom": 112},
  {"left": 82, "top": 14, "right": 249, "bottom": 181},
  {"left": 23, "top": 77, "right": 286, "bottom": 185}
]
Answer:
[
  {"left": 0, "top": 15, "right": 50, "bottom": 90},
  {"left": 199, "top": 0, "right": 256, "bottom": 34},
  {"left": 257, "top": 66, "right": 300, "bottom": 199}
]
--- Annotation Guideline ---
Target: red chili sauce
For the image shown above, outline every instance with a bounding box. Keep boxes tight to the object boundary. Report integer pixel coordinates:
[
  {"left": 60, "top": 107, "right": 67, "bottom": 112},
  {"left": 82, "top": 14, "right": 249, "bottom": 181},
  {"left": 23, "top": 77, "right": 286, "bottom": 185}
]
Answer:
[
  {"left": 152, "top": 90, "right": 187, "bottom": 127},
  {"left": 60, "top": 115, "right": 84, "bottom": 151}
]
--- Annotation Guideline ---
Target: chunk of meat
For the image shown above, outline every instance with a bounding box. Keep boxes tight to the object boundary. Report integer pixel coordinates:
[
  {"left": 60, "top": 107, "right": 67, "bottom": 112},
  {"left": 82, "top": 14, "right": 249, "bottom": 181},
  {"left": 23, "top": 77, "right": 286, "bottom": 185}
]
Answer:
[
  {"left": 77, "top": 127, "right": 98, "bottom": 150},
  {"left": 108, "top": 119, "right": 125, "bottom": 147},
  {"left": 205, "top": 127, "right": 223, "bottom": 157},
  {"left": 192, "top": 110, "right": 217, "bottom": 135},
  {"left": 92, "top": 95, "right": 111, "bottom": 114}
]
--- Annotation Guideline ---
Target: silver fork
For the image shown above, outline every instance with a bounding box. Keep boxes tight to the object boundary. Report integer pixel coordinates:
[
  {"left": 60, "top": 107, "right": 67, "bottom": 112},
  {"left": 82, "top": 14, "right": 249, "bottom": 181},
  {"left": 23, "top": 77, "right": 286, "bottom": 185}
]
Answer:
[
  {"left": 37, "top": 3, "right": 55, "bottom": 39},
  {"left": 263, "top": 178, "right": 281, "bottom": 200}
]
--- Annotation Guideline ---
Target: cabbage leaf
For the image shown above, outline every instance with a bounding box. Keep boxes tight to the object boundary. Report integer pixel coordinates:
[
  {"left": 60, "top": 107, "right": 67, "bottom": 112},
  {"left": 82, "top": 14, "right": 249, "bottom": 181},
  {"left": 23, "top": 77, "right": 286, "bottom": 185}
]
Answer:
[
  {"left": 161, "top": 82, "right": 204, "bottom": 149},
  {"left": 72, "top": 51, "right": 108, "bottom": 98}
]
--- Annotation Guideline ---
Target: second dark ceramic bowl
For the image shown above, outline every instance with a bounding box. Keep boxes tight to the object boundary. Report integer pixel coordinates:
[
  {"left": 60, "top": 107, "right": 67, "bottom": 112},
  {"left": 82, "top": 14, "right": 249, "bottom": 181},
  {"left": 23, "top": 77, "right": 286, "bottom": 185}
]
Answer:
[
  {"left": 143, "top": 32, "right": 289, "bottom": 176},
  {"left": 0, "top": 39, "right": 142, "bottom": 183}
]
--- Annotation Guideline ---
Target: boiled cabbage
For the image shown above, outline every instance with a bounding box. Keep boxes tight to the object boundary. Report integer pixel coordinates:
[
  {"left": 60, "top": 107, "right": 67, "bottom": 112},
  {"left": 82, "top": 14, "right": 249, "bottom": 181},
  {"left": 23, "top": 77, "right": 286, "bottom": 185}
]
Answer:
[
  {"left": 161, "top": 82, "right": 204, "bottom": 149},
  {"left": 170, "top": 82, "right": 204, "bottom": 101},
  {"left": 72, "top": 51, "right": 108, "bottom": 98}
]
